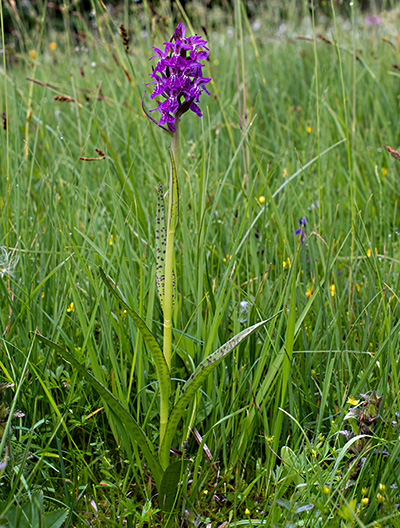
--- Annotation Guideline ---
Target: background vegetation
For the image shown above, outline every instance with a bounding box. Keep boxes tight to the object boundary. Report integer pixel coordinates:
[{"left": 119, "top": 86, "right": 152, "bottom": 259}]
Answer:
[{"left": 0, "top": 0, "right": 400, "bottom": 526}]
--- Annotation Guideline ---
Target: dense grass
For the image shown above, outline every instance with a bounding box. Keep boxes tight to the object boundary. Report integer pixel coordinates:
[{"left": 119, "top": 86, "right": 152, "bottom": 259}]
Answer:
[{"left": 1, "top": 1, "right": 400, "bottom": 526}]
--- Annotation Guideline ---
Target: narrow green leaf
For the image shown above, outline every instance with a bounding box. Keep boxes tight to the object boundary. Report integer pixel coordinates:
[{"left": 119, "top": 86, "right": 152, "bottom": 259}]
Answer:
[
  {"left": 161, "top": 318, "right": 272, "bottom": 456},
  {"left": 155, "top": 183, "right": 167, "bottom": 312},
  {"left": 273, "top": 255, "right": 298, "bottom": 455},
  {"left": 35, "top": 334, "right": 164, "bottom": 490},
  {"left": 328, "top": 435, "right": 369, "bottom": 489},
  {"left": 281, "top": 258, "right": 297, "bottom": 407},
  {"left": 99, "top": 267, "right": 170, "bottom": 395},
  {"left": 30, "top": 253, "right": 74, "bottom": 298},
  {"left": 316, "top": 356, "right": 335, "bottom": 432},
  {"left": 159, "top": 459, "right": 188, "bottom": 512}
]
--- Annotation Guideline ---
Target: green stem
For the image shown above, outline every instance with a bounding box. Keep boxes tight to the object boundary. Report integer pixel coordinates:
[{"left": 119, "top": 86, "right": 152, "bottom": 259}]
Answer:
[
  {"left": 163, "top": 119, "right": 179, "bottom": 370},
  {"left": 160, "top": 118, "right": 179, "bottom": 469},
  {"left": 159, "top": 383, "right": 170, "bottom": 470}
]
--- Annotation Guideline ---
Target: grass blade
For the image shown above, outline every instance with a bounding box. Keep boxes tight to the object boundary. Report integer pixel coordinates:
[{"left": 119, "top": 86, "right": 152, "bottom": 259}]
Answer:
[
  {"left": 34, "top": 333, "right": 164, "bottom": 490},
  {"left": 99, "top": 267, "right": 170, "bottom": 398}
]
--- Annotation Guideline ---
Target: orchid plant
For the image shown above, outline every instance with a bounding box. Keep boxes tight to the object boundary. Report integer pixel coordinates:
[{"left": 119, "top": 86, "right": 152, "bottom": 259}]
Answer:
[{"left": 37, "top": 23, "right": 272, "bottom": 510}]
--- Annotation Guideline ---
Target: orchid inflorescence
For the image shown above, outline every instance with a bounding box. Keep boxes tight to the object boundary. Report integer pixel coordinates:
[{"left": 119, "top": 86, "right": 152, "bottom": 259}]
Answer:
[
  {"left": 37, "top": 23, "right": 273, "bottom": 509},
  {"left": 144, "top": 22, "right": 211, "bottom": 132}
]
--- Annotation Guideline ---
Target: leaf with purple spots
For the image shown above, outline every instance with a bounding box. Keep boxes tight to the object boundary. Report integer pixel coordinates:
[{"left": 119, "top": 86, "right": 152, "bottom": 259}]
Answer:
[
  {"left": 160, "top": 317, "right": 277, "bottom": 457},
  {"left": 156, "top": 183, "right": 167, "bottom": 311}
]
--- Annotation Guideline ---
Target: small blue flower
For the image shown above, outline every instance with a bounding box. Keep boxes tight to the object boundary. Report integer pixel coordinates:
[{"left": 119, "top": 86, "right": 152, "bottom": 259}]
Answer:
[{"left": 295, "top": 217, "right": 306, "bottom": 245}]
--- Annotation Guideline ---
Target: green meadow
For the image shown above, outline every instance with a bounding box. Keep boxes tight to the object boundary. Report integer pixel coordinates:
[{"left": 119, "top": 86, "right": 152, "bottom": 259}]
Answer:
[{"left": 0, "top": 1, "right": 400, "bottom": 526}]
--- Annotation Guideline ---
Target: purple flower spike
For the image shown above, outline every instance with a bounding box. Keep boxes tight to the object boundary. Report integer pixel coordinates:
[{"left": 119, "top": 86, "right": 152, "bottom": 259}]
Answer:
[{"left": 146, "top": 22, "right": 211, "bottom": 132}]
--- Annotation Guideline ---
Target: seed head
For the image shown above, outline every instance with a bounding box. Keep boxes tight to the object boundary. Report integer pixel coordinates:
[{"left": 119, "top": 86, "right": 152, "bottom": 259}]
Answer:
[{"left": 119, "top": 24, "right": 129, "bottom": 52}]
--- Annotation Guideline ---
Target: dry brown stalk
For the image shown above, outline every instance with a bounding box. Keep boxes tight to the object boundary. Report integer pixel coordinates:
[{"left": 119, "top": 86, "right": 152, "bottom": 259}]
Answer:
[
  {"left": 317, "top": 33, "right": 333, "bottom": 45},
  {"left": 384, "top": 145, "right": 400, "bottom": 162},
  {"left": 381, "top": 36, "right": 396, "bottom": 49},
  {"left": 296, "top": 35, "right": 314, "bottom": 42}
]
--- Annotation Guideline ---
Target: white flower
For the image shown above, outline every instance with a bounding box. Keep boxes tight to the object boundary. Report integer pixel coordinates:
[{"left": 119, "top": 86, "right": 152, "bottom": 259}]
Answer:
[{"left": 0, "top": 247, "right": 19, "bottom": 278}]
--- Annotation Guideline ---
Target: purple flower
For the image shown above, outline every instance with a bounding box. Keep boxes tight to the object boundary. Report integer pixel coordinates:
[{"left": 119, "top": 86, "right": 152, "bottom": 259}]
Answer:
[
  {"left": 295, "top": 217, "right": 306, "bottom": 245},
  {"left": 144, "top": 22, "right": 211, "bottom": 132},
  {"left": 365, "top": 14, "right": 382, "bottom": 26}
]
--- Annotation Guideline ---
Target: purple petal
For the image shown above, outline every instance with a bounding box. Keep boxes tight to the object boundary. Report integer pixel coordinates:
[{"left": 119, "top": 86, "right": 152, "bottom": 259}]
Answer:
[
  {"left": 173, "top": 22, "right": 186, "bottom": 41},
  {"left": 190, "top": 101, "right": 202, "bottom": 117}
]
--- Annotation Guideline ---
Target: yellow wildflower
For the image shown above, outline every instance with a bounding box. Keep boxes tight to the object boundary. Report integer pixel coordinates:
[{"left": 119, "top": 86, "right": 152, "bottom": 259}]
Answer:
[
  {"left": 67, "top": 302, "right": 75, "bottom": 313},
  {"left": 306, "top": 285, "right": 313, "bottom": 297},
  {"left": 330, "top": 284, "right": 335, "bottom": 297},
  {"left": 382, "top": 167, "right": 388, "bottom": 175},
  {"left": 259, "top": 195, "right": 265, "bottom": 204},
  {"left": 322, "top": 485, "right": 330, "bottom": 495},
  {"left": 283, "top": 257, "right": 291, "bottom": 269},
  {"left": 109, "top": 235, "right": 113, "bottom": 246},
  {"left": 306, "top": 126, "right": 312, "bottom": 133},
  {"left": 49, "top": 42, "right": 57, "bottom": 50},
  {"left": 29, "top": 49, "right": 36, "bottom": 60},
  {"left": 41, "top": 291, "right": 45, "bottom": 298},
  {"left": 377, "top": 493, "right": 385, "bottom": 503},
  {"left": 245, "top": 508, "right": 250, "bottom": 515},
  {"left": 378, "top": 483, "right": 385, "bottom": 492},
  {"left": 362, "top": 488, "right": 368, "bottom": 495},
  {"left": 283, "top": 168, "right": 287, "bottom": 178},
  {"left": 347, "top": 396, "right": 360, "bottom": 405},
  {"left": 361, "top": 497, "right": 369, "bottom": 505}
]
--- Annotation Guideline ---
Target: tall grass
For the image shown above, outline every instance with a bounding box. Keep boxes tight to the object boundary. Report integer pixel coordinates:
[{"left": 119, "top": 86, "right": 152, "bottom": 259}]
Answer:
[{"left": 0, "top": 0, "right": 400, "bottom": 526}]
